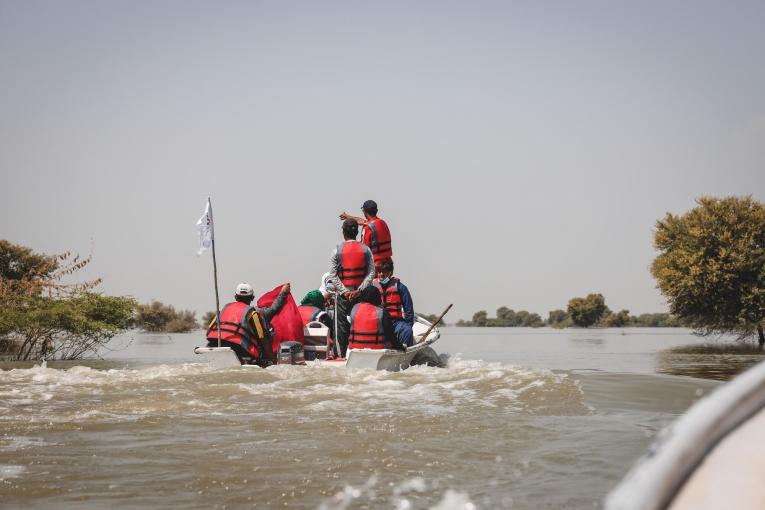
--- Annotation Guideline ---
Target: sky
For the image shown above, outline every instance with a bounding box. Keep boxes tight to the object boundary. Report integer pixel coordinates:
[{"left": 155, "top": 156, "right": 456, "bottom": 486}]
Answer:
[{"left": 1, "top": 0, "right": 764, "bottom": 322}]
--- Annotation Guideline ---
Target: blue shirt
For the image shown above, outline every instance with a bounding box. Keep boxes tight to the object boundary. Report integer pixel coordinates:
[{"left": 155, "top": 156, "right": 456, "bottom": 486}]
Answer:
[{"left": 379, "top": 278, "right": 415, "bottom": 326}]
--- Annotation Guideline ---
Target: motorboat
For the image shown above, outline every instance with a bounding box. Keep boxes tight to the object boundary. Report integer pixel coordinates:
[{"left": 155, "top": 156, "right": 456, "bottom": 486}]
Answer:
[
  {"left": 194, "top": 315, "right": 442, "bottom": 371},
  {"left": 605, "top": 358, "right": 765, "bottom": 510}
]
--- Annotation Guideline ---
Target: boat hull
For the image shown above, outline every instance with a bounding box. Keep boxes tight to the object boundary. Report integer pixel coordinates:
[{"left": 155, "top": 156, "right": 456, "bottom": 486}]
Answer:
[{"left": 194, "top": 316, "right": 441, "bottom": 371}]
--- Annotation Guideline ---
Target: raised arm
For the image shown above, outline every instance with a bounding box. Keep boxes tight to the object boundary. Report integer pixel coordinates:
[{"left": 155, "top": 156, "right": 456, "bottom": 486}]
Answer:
[
  {"left": 339, "top": 212, "right": 366, "bottom": 226},
  {"left": 259, "top": 284, "right": 290, "bottom": 321}
]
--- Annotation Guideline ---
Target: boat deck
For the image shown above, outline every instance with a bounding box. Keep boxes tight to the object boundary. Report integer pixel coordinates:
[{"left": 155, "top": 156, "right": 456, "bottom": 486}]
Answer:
[{"left": 669, "top": 405, "right": 765, "bottom": 509}]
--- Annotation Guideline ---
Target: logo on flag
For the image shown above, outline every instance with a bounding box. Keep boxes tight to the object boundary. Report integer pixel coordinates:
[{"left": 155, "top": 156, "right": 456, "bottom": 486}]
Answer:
[{"left": 196, "top": 200, "right": 214, "bottom": 255}]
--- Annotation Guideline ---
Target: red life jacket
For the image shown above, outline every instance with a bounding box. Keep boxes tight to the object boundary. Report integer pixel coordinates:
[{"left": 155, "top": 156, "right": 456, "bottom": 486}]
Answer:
[
  {"left": 364, "top": 218, "right": 392, "bottom": 264},
  {"left": 373, "top": 277, "right": 403, "bottom": 319},
  {"left": 348, "top": 302, "right": 384, "bottom": 349},
  {"left": 298, "top": 305, "right": 321, "bottom": 325},
  {"left": 206, "top": 301, "right": 267, "bottom": 358},
  {"left": 338, "top": 241, "right": 368, "bottom": 289}
]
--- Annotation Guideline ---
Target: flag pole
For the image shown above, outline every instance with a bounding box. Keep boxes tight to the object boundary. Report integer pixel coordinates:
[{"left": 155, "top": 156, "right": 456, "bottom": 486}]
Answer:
[{"left": 209, "top": 197, "right": 222, "bottom": 348}]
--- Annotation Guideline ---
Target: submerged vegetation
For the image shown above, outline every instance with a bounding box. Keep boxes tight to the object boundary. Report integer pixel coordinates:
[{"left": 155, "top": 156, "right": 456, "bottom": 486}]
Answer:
[
  {"left": 457, "top": 300, "right": 682, "bottom": 329},
  {"left": 651, "top": 196, "right": 765, "bottom": 347},
  {"left": 567, "top": 293, "right": 608, "bottom": 327},
  {"left": 0, "top": 240, "right": 136, "bottom": 360},
  {"left": 665, "top": 343, "right": 765, "bottom": 355},
  {"left": 3, "top": 195, "right": 760, "bottom": 356},
  {"left": 456, "top": 308, "right": 543, "bottom": 327},
  {"left": 135, "top": 301, "right": 198, "bottom": 333},
  {"left": 201, "top": 310, "right": 217, "bottom": 329}
]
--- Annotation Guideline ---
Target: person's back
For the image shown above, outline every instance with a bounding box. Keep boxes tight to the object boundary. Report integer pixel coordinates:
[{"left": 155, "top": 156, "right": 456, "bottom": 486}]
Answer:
[
  {"left": 207, "top": 282, "right": 291, "bottom": 365},
  {"left": 327, "top": 219, "right": 376, "bottom": 357},
  {"left": 348, "top": 286, "right": 405, "bottom": 351},
  {"left": 337, "top": 240, "right": 369, "bottom": 290},
  {"left": 348, "top": 301, "right": 385, "bottom": 349},
  {"left": 207, "top": 284, "right": 269, "bottom": 364},
  {"left": 340, "top": 199, "right": 393, "bottom": 267},
  {"left": 363, "top": 215, "right": 392, "bottom": 266}
]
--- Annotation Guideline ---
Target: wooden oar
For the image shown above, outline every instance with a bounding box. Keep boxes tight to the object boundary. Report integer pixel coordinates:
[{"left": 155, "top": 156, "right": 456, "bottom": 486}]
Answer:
[{"left": 416, "top": 304, "right": 453, "bottom": 345}]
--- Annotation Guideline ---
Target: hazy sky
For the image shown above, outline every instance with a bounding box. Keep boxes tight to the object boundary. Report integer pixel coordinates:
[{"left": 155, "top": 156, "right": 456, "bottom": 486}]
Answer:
[{"left": 1, "top": 0, "right": 764, "bottom": 322}]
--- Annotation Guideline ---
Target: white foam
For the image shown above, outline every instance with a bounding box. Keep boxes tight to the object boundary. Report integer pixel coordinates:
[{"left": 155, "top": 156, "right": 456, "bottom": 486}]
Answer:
[
  {"left": 317, "top": 477, "right": 476, "bottom": 510},
  {"left": 0, "top": 464, "right": 26, "bottom": 480},
  {"left": 0, "top": 436, "right": 48, "bottom": 451},
  {"left": 0, "top": 357, "right": 588, "bottom": 427},
  {"left": 429, "top": 490, "right": 476, "bottom": 510}
]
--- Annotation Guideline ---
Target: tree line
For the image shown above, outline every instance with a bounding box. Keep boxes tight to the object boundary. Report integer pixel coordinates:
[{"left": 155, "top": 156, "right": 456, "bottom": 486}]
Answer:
[
  {"left": 455, "top": 195, "right": 764, "bottom": 347},
  {"left": 2, "top": 194, "right": 764, "bottom": 358},
  {"left": 456, "top": 293, "right": 682, "bottom": 328},
  {"left": 0, "top": 240, "right": 201, "bottom": 361}
]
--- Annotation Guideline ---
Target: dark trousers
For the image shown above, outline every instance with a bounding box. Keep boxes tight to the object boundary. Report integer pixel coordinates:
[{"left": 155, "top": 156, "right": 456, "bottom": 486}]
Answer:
[{"left": 335, "top": 295, "right": 354, "bottom": 358}]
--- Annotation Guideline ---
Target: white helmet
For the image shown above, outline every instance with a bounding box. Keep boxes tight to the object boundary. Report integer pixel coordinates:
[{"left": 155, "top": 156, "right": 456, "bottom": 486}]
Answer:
[
  {"left": 320, "top": 272, "right": 336, "bottom": 293},
  {"left": 235, "top": 283, "right": 254, "bottom": 297}
]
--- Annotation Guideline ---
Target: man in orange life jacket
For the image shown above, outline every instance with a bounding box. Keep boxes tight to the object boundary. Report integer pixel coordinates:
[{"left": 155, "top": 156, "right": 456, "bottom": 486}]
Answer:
[
  {"left": 372, "top": 258, "right": 415, "bottom": 347},
  {"left": 206, "top": 282, "right": 291, "bottom": 366},
  {"left": 327, "top": 219, "right": 376, "bottom": 357},
  {"left": 349, "top": 286, "right": 405, "bottom": 351},
  {"left": 340, "top": 200, "right": 393, "bottom": 267}
]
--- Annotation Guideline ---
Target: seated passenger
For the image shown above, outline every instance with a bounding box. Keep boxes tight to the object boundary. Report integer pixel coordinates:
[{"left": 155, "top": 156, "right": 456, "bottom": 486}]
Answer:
[
  {"left": 297, "top": 289, "right": 334, "bottom": 339},
  {"left": 372, "top": 259, "right": 415, "bottom": 347},
  {"left": 348, "top": 286, "right": 405, "bottom": 351},
  {"left": 206, "top": 282, "right": 290, "bottom": 366}
]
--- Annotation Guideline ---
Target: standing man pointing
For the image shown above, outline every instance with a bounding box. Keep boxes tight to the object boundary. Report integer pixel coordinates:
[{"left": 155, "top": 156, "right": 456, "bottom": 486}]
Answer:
[{"left": 340, "top": 199, "right": 393, "bottom": 267}]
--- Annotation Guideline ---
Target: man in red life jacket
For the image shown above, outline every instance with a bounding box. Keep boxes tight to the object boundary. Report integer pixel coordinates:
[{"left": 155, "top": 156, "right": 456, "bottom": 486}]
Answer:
[
  {"left": 206, "top": 282, "right": 291, "bottom": 366},
  {"left": 372, "top": 258, "right": 415, "bottom": 347},
  {"left": 340, "top": 199, "right": 393, "bottom": 267},
  {"left": 349, "top": 286, "right": 405, "bottom": 351},
  {"left": 327, "top": 219, "right": 375, "bottom": 357}
]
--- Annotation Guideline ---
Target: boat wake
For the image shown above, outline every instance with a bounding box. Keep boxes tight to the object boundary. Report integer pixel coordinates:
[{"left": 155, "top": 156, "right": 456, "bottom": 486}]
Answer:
[{"left": 0, "top": 358, "right": 589, "bottom": 429}]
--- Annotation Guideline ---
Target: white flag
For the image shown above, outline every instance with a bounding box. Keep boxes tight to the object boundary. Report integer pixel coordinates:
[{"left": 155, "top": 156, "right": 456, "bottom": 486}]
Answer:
[{"left": 196, "top": 200, "right": 213, "bottom": 255}]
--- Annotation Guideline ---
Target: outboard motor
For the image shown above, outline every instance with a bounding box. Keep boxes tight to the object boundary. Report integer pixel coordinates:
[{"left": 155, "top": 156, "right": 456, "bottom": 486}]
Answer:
[{"left": 278, "top": 341, "right": 305, "bottom": 365}]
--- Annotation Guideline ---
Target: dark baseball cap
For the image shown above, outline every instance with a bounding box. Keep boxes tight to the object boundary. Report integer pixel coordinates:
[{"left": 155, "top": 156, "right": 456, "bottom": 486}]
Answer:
[{"left": 361, "top": 199, "right": 377, "bottom": 212}]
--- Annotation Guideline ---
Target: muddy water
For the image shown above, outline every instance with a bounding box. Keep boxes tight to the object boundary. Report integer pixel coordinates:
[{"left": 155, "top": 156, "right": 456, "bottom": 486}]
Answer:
[{"left": 0, "top": 328, "right": 761, "bottom": 509}]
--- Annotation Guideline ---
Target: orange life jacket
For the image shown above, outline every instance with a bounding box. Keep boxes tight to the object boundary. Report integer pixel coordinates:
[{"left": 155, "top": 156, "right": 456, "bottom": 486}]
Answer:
[
  {"left": 298, "top": 305, "right": 321, "bottom": 325},
  {"left": 364, "top": 218, "right": 392, "bottom": 264},
  {"left": 373, "top": 277, "right": 403, "bottom": 319},
  {"left": 206, "top": 301, "right": 267, "bottom": 358},
  {"left": 338, "top": 241, "right": 369, "bottom": 289},
  {"left": 348, "top": 302, "right": 384, "bottom": 349}
]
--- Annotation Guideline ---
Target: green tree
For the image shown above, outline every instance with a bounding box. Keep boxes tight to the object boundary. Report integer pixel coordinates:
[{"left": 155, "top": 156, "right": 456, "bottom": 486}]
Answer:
[
  {"left": 136, "top": 301, "right": 198, "bottom": 333},
  {"left": 630, "top": 313, "right": 682, "bottom": 327},
  {"left": 417, "top": 313, "right": 447, "bottom": 326},
  {"left": 547, "top": 309, "right": 569, "bottom": 327},
  {"left": 496, "top": 306, "right": 516, "bottom": 326},
  {"left": 0, "top": 240, "right": 135, "bottom": 360},
  {"left": 602, "top": 309, "right": 630, "bottom": 328},
  {"left": 567, "top": 293, "right": 608, "bottom": 327},
  {"left": 472, "top": 310, "right": 488, "bottom": 327},
  {"left": 651, "top": 196, "right": 765, "bottom": 346},
  {"left": 201, "top": 310, "right": 217, "bottom": 329},
  {"left": 518, "top": 311, "right": 543, "bottom": 327}
]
